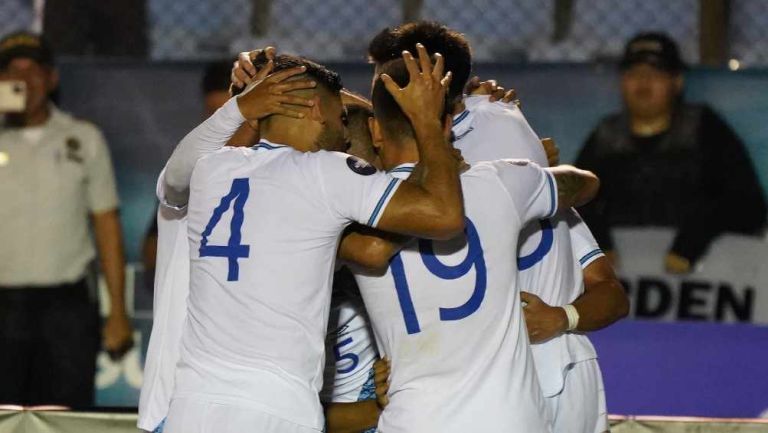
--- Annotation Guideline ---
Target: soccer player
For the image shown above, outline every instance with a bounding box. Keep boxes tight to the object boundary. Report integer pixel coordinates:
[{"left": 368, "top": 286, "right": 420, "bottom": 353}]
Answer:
[
  {"left": 366, "top": 22, "right": 628, "bottom": 433},
  {"left": 138, "top": 61, "right": 318, "bottom": 433},
  {"left": 140, "top": 76, "right": 386, "bottom": 433},
  {"left": 160, "top": 51, "right": 464, "bottom": 433},
  {"left": 347, "top": 58, "right": 598, "bottom": 433}
]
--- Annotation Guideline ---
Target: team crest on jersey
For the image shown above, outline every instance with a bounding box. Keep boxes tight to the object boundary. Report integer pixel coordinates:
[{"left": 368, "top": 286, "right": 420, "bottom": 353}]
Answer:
[{"left": 346, "top": 156, "right": 376, "bottom": 176}]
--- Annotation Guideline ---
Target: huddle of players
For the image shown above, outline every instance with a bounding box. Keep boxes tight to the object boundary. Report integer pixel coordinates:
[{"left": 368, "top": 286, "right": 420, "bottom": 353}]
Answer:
[{"left": 138, "top": 21, "right": 628, "bottom": 433}]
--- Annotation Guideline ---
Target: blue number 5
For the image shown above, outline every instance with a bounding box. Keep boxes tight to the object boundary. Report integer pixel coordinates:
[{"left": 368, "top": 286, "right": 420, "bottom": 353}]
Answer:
[
  {"left": 199, "top": 178, "right": 251, "bottom": 281},
  {"left": 391, "top": 218, "right": 487, "bottom": 334},
  {"left": 334, "top": 337, "right": 360, "bottom": 374}
]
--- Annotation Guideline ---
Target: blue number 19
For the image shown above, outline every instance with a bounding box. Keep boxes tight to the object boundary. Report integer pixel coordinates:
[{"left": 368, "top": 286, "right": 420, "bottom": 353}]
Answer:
[
  {"left": 391, "top": 218, "right": 487, "bottom": 335},
  {"left": 199, "top": 178, "right": 251, "bottom": 281}
]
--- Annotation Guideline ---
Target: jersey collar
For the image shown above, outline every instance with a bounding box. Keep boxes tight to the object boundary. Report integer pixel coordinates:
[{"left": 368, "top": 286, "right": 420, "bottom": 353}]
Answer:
[
  {"left": 452, "top": 106, "right": 475, "bottom": 139},
  {"left": 251, "top": 139, "right": 288, "bottom": 150},
  {"left": 387, "top": 162, "right": 416, "bottom": 179}
]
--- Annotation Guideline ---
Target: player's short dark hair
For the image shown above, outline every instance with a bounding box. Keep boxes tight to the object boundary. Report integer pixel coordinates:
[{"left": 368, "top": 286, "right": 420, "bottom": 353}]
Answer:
[
  {"left": 346, "top": 104, "right": 373, "bottom": 127},
  {"left": 372, "top": 58, "right": 448, "bottom": 141},
  {"left": 201, "top": 60, "right": 233, "bottom": 94},
  {"left": 368, "top": 21, "right": 471, "bottom": 103},
  {"left": 252, "top": 53, "right": 343, "bottom": 94},
  {"left": 346, "top": 104, "right": 373, "bottom": 141}
]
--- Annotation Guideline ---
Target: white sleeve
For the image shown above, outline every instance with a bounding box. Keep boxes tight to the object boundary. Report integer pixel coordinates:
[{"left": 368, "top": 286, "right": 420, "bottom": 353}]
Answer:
[
  {"left": 565, "top": 209, "right": 604, "bottom": 268},
  {"left": 492, "top": 159, "right": 557, "bottom": 224},
  {"left": 459, "top": 96, "right": 547, "bottom": 166},
  {"left": 313, "top": 152, "right": 403, "bottom": 227},
  {"left": 83, "top": 125, "right": 120, "bottom": 213},
  {"left": 162, "top": 98, "right": 245, "bottom": 207}
]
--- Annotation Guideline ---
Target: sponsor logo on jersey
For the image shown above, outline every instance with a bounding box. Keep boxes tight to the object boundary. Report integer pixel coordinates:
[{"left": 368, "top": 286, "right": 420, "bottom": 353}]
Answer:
[{"left": 346, "top": 156, "right": 376, "bottom": 176}]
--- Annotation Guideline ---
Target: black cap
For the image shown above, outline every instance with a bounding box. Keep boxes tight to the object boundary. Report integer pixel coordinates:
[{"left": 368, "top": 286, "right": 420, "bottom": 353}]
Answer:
[
  {"left": 0, "top": 31, "right": 54, "bottom": 69},
  {"left": 620, "top": 32, "right": 685, "bottom": 73}
]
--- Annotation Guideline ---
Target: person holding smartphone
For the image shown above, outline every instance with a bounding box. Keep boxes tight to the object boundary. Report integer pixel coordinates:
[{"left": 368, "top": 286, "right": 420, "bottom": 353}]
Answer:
[{"left": 0, "top": 31, "right": 133, "bottom": 408}]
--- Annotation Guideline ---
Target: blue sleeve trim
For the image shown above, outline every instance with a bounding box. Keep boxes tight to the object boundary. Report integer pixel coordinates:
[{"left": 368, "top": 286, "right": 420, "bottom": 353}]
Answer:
[
  {"left": 579, "top": 248, "right": 604, "bottom": 266},
  {"left": 367, "top": 178, "right": 400, "bottom": 226},
  {"left": 546, "top": 171, "right": 557, "bottom": 218},
  {"left": 452, "top": 110, "right": 470, "bottom": 126},
  {"left": 389, "top": 167, "right": 414, "bottom": 174}
]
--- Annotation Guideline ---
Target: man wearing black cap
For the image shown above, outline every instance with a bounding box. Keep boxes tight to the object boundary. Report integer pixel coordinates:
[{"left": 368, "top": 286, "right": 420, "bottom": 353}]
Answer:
[
  {"left": 0, "top": 31, "right": 133, "bottom": 407},
  {"left": 576, "top": 32, "right": 766, "bottom": 274}
]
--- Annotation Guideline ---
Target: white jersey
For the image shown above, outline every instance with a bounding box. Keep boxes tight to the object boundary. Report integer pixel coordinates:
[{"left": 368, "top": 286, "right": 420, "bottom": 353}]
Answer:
[
  {"left": 173, "top": 141, "right": 402, "bottom": 430},
  {"left": 320, "top": 268, "right": 378, "bottom": 404},
  {"left": 453, "top": 96, "right": 604, "bottom": 397},
  {"left": 138, "top": 172, "right": 191, "bottom": 432},
  {"left": 353, "top": 161, "right": 556, "bottom": 433}
]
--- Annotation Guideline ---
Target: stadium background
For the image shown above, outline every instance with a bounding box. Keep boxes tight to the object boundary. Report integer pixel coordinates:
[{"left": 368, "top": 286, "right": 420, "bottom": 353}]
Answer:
[{"left": 1, "top": 0, "right": 768, "bottom": 425}]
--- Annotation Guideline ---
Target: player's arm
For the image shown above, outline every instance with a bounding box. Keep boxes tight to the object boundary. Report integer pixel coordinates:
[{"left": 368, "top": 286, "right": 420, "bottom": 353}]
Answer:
[
  {"left": 496, "top": 160, "right": 599, "bottom": 228},
  {"left": 374, "top": 46, "right": 464, "bottom": 240},
  {"left": 324, "top": 401, "right": 380, "bottom": 433},
  {"left": 521, "top": 256, "right": 628, "bottom": 342},
  {"left": 572, "top": 256, "right": 629, "bottom": 331},
  {"left": 338, "top": 225, "right": 409, "bottom": 272},
  {"left": 162, "top": 65, "right": 315, "bottom": 207},
  {"left": 522, "top": 211, "right": 628, "bottom": 342},
  {"left": 548, "top": 165, "right": 599, "bottom": 212}
]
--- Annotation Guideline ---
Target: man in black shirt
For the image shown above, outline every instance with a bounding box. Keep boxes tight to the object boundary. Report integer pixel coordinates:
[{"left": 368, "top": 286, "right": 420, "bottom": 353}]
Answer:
[{"left": 577, "top": 33, "right": 766, "bottom": 273}]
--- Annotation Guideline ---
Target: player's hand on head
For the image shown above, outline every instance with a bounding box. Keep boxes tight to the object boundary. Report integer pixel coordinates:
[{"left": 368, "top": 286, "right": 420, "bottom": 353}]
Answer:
[
  {"left": 380, "top": 43, "right": 452, "bottom": 127},
  {"left": 520, "top": 291, "right": 568, "bottom": 344},
  {"left": 236, "top": 63, "right": 317, "bottom": 121},
  {"left": 500, "top": 88, "right": 519, "bottom": 106},
  {"left": 541, "top": 137, "right": 560, "bottom": 167},
  {"left": 230, "top": 46, "right": 277, "bottom": 94},
  {"left": 465, "top": 76, "right": 516, "bottom": 103},
  {"left": 373, "top": 357, "right": 391, "bottom": 409}
]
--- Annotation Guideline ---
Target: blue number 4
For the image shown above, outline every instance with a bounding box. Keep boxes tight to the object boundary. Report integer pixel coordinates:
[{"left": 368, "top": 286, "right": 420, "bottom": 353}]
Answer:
[
  {"left": 391, "top": 218, "right": 487, "bottom": 335},
  {"left": 199, "top": 178, "right": 251, "bottom": 281}
]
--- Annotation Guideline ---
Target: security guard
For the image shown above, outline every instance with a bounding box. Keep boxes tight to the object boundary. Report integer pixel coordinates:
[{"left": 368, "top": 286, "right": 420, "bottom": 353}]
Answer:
[{"left": 0, "top": 31, "right": 133, "bottom": 407}]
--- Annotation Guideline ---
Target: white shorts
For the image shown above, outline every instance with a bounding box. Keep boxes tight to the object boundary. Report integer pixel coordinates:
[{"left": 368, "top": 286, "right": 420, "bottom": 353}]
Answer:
[
  {"left": 164, "top": 398, "right": 322, "bottom": 433},
  {"left": 545, "top": 359, "right": 608, "bottom": 433}
]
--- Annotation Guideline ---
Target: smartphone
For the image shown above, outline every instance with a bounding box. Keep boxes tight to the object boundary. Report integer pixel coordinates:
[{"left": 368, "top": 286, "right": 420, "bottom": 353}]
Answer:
[{"left": 0, "top": 80, "right": 27, "bottom": 113}]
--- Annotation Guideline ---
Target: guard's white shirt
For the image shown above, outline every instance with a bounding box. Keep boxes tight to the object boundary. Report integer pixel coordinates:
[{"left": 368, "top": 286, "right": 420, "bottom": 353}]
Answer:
[
  {"left": 453, "top": 96, "right": 604, "bottom": 397},
  {"left": 0, "top": 106, "right": 119, "bottom": 286},
  {"left": 353, "top": 161, "right": 555, "bottom": 433},
  {"left": 173, "top": 142, "right": 402, "bottom": 430},
  {"left": 137, "top": 171, "right": 190, "bottom": 432}
]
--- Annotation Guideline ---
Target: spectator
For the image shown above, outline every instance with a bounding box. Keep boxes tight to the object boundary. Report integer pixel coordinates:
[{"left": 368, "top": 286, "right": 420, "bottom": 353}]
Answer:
[
  {"left": 0, "top": 31, "right": 133, "bottom": 407},
  {"left": 576, "top": 32, "right": 767, "bottom": 273}
]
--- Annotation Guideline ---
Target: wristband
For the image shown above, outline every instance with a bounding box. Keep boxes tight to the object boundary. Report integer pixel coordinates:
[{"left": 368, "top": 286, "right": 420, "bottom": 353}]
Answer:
[{"left": 562, "top": 304, "right": 579, "bottom": 331}]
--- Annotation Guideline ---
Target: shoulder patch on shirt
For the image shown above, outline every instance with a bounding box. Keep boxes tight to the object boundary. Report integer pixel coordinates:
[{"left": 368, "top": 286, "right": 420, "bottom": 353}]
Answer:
[
  {"left": 65, "top": 137, "right": 84, "bottom": 163},
  {"left": 346, "top": 156, "right": 376, "bottom": 176}
]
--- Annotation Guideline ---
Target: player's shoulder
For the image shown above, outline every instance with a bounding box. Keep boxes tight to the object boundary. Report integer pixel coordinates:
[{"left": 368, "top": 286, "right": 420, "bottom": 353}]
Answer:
[
  {"left": 464, "top": 95, "right": 515, "bottom": 119},
  {"left": 471, "top": 158, "right": 542, "bottom": 175},
  {"left": 192, "top": 146, "right": 256, "bottom": 179},
  {"left": 468, "top": 159, "right": 547, "bottom": 195}
]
